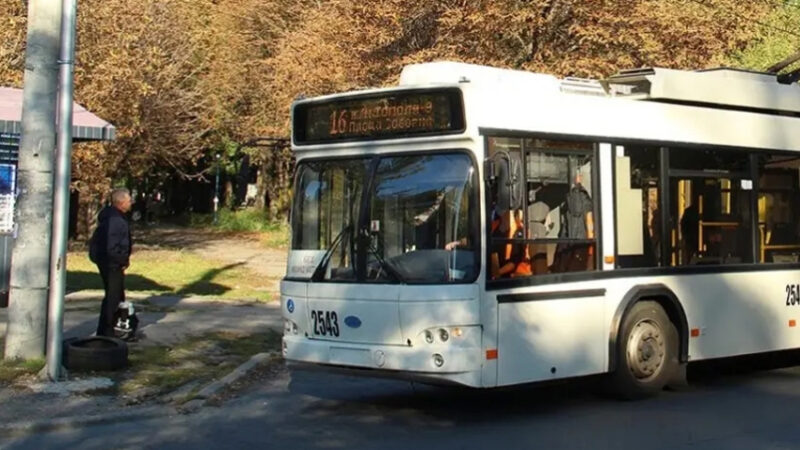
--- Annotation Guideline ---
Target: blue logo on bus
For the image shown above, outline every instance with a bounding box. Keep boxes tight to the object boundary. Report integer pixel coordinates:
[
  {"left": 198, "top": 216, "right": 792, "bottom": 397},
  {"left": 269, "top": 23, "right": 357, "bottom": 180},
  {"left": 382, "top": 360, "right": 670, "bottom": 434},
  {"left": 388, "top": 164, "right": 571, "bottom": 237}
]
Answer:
[
  {"left": 287, "top": 299, "right": 295, "bottom": 314},
  {"left": 344, "top": 316, "right": 362, "bottom": 329}
]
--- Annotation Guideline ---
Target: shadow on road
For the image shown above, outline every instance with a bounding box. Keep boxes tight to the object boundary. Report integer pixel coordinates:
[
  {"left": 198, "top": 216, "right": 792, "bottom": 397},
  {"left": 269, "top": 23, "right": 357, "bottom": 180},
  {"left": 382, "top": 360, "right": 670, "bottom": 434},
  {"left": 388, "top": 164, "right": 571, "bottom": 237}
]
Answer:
[
  {"left": 286, "top": 351, "right": 800, "bottom": 425},
  {"left": 66, "top": 271, "right": 170, "bottom": 293},
  {"left": 176, "top": 262, "right": 246, "bottom": 297}
]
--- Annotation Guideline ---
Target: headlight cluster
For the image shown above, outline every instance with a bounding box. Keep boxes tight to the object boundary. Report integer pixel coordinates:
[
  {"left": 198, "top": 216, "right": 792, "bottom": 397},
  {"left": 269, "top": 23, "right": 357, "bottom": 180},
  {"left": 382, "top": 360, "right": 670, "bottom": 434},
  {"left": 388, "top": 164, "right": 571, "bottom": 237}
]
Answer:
[
  {"left": 421, "top": 327, "right": 464, "bottom": 344},
  {"left": 284, "top": 319, "right": 299, "bottom": 335},
  {"left": 421, "top": 327, "right": 471, "bottom": 369}
]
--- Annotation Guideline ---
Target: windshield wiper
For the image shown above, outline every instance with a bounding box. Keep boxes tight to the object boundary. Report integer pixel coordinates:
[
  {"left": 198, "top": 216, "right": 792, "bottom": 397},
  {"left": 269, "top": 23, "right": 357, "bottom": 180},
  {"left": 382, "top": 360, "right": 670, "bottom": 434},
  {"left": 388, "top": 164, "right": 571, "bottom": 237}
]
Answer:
[
  {"left": 363, "top": 233, "right": 406, "bottom": 283},
  {"left": 311, "top": 223, "right": 353, "bottom": 281}
]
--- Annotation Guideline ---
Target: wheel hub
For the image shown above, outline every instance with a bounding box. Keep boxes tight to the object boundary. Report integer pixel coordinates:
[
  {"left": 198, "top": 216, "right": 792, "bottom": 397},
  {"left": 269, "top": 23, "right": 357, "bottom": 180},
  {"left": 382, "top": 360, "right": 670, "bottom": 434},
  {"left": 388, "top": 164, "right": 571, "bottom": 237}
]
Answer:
[{"left": 626, "top": 319, "right": 665, "bottom": 379}]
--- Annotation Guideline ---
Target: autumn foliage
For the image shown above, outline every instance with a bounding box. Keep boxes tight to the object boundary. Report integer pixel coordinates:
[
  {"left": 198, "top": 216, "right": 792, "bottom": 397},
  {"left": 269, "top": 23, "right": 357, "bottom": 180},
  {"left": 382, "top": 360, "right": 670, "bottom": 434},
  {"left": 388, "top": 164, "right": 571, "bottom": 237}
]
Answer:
[{"left": 0, "top": 0, "right": 794, "bottom": 225}]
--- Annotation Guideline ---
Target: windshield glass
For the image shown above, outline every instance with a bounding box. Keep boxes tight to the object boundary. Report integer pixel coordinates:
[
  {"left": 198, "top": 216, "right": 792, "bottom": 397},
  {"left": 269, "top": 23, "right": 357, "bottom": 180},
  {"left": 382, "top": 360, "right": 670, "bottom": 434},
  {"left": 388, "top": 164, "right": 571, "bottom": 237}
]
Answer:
[
  {"left": 291, "top": 152, "right": 478, "bottom": 284},
  {"left": 292, "top": 158, "right": 369, "bottom": 281}
]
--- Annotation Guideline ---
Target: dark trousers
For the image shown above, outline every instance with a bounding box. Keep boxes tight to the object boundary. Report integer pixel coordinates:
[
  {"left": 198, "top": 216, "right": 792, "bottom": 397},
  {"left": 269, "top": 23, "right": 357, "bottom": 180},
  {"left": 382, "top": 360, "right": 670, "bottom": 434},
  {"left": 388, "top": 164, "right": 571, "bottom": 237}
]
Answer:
[{"left": 96, "top": 264, "right": 125, "bottom": 337}]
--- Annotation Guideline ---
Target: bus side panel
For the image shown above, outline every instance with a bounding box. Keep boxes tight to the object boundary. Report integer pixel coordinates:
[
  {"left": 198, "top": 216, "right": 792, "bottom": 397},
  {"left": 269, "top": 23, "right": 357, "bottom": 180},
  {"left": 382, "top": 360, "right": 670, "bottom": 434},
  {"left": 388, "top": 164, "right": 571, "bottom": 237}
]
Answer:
[
  {"left": 661, "top": 270, "right": 800, "bottom": 361},
  {"left": 496, "top": 293, "right": 606, "bottom": 386}
]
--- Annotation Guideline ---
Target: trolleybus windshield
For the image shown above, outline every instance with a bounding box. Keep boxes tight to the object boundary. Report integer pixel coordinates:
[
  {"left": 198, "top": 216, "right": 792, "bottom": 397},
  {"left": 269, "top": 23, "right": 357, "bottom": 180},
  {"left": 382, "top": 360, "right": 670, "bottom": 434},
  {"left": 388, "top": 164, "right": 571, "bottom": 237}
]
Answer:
[{"left": 291, "top": 152, "right": 478, "bottom": 284}]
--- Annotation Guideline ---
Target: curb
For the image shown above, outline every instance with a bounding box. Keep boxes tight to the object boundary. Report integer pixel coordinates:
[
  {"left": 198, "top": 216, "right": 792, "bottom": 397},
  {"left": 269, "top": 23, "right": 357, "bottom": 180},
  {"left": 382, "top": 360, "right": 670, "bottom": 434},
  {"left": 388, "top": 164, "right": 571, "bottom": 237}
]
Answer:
[
  {"left": 0, "top": 406, "right": 174, "bottom": 438},
  {"left": 178, "top": 352, "right": 276, "bottom": 413},
  {"left": 0, "top": 351, "right": 281, "bottom": 434}
]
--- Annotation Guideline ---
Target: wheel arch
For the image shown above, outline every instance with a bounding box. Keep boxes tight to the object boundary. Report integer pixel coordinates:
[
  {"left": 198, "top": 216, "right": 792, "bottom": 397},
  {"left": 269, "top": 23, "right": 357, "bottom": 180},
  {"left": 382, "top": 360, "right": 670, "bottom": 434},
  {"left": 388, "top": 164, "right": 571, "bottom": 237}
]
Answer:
[{"left": 608, "top": 283, "right": 689, "bottom": 371}]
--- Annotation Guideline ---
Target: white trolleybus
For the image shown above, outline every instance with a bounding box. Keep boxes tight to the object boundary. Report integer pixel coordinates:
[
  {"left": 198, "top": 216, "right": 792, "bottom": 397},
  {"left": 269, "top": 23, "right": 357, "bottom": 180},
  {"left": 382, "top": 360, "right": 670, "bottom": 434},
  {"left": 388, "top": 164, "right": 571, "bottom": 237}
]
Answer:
[{"left": 282, "top": 61, "right": 800, "bottom": 398}]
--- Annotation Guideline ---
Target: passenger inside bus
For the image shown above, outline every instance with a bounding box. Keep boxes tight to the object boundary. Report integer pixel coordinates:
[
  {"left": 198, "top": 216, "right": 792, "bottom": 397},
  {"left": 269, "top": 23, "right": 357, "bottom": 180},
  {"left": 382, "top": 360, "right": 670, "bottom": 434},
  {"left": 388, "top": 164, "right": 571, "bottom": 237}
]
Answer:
[
  {"left": 552, "top": 171, "right": 595, "bottom": 272},
  {"left": 526, "top": 188, "right": 551, "bottom": 274},
  {"left": 680, "top": 202, "right": 700, "bottom": 264},
  {"left": 489, "top": 208, "right": 531, "bottom": 279}
]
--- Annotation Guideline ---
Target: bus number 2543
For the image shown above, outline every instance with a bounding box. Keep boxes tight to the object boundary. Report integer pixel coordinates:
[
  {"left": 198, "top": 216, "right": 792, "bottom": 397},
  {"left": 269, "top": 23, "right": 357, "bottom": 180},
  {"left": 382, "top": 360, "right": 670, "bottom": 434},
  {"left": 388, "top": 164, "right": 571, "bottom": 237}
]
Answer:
[
  {"left": 786, "top": 284, "right": 800, "bottom": 306},
  {"left": 311, "top": 310, "right": 340, "bottom": 337}
]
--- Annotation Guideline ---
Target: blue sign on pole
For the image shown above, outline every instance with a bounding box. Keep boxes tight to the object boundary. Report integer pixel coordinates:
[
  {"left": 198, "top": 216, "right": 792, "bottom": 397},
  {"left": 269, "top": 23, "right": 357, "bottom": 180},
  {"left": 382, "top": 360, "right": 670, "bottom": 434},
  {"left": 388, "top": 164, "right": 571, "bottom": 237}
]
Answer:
[{"left": 0, "top": 164, "right": 15, "bottom": 194}]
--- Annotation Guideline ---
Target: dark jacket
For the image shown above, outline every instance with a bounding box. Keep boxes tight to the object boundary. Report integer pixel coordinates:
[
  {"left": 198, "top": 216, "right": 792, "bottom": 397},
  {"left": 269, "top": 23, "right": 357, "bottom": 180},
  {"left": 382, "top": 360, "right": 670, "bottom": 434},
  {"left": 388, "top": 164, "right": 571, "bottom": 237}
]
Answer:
[{"left": 90, "top": 206, "right": 132, "bottom": 267}]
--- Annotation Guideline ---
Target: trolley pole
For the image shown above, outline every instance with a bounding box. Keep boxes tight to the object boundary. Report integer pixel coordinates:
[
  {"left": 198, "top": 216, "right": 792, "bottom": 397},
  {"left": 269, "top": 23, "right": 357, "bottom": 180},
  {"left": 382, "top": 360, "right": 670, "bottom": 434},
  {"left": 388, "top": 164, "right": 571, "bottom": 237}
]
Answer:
[
  {"left": 4, "top": 0, "right": 62, "bottom": 361},
  {"left": 45, "top": 0, "right": 77, "bottom": 381}
]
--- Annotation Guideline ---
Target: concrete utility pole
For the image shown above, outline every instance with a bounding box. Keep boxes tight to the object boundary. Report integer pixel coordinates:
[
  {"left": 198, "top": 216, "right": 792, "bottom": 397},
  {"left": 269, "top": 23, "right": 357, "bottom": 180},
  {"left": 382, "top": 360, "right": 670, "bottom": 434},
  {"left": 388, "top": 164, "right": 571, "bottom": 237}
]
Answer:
[{"left": 4, "top": 0, "right": 62, "bottom": 360}]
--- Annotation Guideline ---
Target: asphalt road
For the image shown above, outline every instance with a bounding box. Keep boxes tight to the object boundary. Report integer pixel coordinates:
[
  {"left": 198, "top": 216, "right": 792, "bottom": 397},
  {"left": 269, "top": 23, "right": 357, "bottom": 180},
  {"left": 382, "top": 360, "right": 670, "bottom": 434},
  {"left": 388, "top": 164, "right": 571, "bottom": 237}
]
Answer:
[{"left": 5, "top": 361, "right": 800, "bottom": 450}]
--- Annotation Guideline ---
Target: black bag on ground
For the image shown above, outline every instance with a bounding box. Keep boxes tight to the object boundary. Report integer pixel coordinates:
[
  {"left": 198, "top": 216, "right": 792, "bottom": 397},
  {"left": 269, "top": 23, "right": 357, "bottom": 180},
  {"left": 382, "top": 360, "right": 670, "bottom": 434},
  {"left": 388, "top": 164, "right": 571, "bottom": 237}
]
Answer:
[{"left": 114, "top": 301, "right": 139, "bottom": 341}]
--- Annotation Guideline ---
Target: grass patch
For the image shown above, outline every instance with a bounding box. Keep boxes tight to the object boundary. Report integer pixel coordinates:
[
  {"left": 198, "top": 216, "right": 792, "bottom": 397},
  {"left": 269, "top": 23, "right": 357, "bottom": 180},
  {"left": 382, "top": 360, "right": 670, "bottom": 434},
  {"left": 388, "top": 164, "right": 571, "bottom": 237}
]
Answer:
[
  {"left": 0, "top": 336, "right": 45, "bottom": 384},
  {"left": 189, "top": 209, "right": 282, "bottom": 233},
  {"left": 258, "top": 221, "right": 289, "bottom": 249},
  {"left": 67, "top": 250, "right": 274, "bottom": 301},
  {"left": 187, "top": 209, "right": 289, "bottom": 249},
  {"left": 0, "top": 357, "right": 45, "bottom": 384},
  {"left": 120, "top": 330, "right": 282, "bottom": 396}
]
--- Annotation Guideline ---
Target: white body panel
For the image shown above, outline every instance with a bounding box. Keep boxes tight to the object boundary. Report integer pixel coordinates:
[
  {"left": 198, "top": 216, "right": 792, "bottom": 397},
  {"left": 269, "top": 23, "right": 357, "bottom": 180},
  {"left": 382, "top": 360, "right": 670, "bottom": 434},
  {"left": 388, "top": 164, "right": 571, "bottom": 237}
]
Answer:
[
  {"left": 283, "top": 62, "right": 800, "bottom": 389},
  {"left": 283, "top": 280, "right": 484, "bottom": 387},
  {"left": 496, "top": 291, "right": 607, "bottom": 386},
  {"left": 490, "top": 269, "right": 800, "bottom": 387},
  {"left": 306, "top": 283, "right": 402, "bottom": 344}
]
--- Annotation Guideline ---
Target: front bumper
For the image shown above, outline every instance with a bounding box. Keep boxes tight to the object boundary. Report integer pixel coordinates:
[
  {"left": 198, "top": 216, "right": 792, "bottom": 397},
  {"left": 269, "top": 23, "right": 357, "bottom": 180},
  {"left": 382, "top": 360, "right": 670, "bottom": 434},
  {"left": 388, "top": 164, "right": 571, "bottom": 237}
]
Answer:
[{"left": 283, "top": 335, "right": 483, "bottom": 387}]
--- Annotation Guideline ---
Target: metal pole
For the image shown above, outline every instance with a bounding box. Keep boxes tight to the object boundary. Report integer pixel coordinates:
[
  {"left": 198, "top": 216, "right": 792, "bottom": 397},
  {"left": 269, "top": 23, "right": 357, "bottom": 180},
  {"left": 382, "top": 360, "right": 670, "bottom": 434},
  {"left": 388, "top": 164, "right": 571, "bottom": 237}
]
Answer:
[
  {"left": 44, "top": 0, "right": 76, "bottom": 381},
  {"left": 4, "top": 0, "right": 62, "bottom": 360},
  {"left": 213, "top": 153, "right": 220, "bottom": 224}
]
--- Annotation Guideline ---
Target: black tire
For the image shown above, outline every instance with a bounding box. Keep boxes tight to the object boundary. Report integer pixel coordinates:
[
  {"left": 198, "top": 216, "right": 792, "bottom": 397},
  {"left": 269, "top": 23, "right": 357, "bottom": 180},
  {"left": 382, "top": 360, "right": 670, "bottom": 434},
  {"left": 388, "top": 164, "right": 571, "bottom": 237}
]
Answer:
[
  {"left": 64, "top": 336, "right": 128, "bottom": 372},
  {"left": 609, "top": 301, "right": 679, "bottom": 400},
  {"left": 61, "top": 337, "right": 79, "bottom": 369}
]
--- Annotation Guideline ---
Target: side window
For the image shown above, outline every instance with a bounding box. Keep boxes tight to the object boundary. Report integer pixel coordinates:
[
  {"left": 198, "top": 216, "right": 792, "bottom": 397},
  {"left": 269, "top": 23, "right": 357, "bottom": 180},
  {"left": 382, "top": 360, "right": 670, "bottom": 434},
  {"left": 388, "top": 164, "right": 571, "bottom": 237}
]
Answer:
[
  {"left": 668, "top": 147, "right": 753, "bottom": 266},
  {"left": 486, "top": 137, "right": 524, "bottom": 280},
  {"left": 486, "top": 137, "right": 597, "bottom": 281},
  {"left": 757, "top": 154, "right": 800, "bottom": 263},
  {"left": 293, "top": 165, "right": 321, "bottom": 250},
  {"left": 614, "top": 145, "right": 661, "bottom": 268}
]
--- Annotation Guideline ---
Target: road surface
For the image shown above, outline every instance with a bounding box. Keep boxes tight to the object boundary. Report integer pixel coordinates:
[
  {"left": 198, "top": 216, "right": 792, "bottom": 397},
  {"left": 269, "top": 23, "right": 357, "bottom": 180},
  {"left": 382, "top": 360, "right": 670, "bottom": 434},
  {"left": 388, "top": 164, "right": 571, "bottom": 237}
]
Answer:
[{"left": 6, "top": 360, "right": 800, "bottom": 449}]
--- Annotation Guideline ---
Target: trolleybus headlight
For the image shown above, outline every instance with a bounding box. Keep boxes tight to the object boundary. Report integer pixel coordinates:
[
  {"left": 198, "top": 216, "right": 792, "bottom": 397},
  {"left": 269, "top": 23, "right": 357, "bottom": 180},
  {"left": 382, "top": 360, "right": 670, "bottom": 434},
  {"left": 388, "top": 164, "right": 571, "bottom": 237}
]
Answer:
[
  {"left": 284, "top": 319, "right": 292, "bottom": 334},
  {"left": 439, "top": 328, "right": 449, "bottom": 342},
  {"left": 425, "top": 330, "right": 434, "bottom": 344},
  {"left": 292, "top": 322, "right": 298, "bottom": 334},
  {"left": 433, "top": 353, "right": 444, "bottom": 367}
]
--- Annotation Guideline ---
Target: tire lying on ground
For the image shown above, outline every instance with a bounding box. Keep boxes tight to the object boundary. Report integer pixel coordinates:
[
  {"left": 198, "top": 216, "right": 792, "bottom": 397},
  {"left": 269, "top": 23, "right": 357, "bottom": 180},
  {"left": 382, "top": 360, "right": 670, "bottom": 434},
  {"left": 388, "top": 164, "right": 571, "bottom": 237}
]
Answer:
[{"left": 63, "top": 336, "right": 129, "bottom": 372}]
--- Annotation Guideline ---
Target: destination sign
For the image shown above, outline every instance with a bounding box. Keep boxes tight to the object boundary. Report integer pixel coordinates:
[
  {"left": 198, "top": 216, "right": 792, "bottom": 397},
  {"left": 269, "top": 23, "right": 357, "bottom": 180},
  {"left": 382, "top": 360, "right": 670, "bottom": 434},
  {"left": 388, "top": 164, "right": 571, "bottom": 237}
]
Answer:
[{"left": 293, "top": 89, "right": 465, "bottom": 145}]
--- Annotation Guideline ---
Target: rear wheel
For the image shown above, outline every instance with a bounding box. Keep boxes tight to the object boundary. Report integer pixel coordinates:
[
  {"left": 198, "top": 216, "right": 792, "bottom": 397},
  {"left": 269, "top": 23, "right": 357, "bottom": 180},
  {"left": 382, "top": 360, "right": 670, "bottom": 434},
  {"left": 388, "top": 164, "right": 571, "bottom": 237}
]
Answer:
[{"left": 609, "top": 301, "right": 678, "bottom": 400}]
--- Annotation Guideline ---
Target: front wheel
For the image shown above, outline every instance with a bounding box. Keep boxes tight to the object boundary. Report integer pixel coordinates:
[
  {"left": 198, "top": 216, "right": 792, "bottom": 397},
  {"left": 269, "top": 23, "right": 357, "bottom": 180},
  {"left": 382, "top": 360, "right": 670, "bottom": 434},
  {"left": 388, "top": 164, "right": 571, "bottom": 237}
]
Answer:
[{"left": 609, "top": 301, "right": 678, "bottom": 400}]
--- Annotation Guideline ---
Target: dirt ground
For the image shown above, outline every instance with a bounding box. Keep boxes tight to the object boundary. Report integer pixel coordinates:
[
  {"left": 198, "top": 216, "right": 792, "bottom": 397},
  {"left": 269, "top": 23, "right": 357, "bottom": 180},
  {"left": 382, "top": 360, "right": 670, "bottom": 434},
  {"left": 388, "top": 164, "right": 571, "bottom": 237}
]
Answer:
[{"left": 0, "top": 226, "right": 292, "bottom": 429}]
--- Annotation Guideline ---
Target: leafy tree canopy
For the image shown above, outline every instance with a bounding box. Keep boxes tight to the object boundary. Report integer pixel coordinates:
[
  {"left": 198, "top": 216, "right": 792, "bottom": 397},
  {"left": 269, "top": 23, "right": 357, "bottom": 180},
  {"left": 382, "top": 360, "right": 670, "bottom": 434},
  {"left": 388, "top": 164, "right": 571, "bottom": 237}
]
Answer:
[{"left": 0, "top": 0, "right": 795, "bottom": 220}]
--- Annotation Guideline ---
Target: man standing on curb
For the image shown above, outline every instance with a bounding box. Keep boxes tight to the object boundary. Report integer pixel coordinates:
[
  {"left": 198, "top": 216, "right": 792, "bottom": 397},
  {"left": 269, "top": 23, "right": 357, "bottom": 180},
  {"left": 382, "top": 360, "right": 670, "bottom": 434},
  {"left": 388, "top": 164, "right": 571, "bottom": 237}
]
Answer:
[{"left": 89, "top": 188, "right": 133, "bottom": 337}]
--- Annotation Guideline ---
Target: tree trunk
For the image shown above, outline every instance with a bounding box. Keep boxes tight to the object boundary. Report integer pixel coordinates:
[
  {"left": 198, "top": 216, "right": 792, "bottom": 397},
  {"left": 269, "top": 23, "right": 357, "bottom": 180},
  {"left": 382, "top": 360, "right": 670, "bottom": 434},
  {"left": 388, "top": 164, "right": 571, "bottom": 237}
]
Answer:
[
  {"left": 255, "top": 158, "right": 268, "bottom": 210},
  {"left": 75, "top": 190, "right": 101, "bottom": 240},
  {"left": 224, "top": 179, "right": 233, "bottom": 209}
]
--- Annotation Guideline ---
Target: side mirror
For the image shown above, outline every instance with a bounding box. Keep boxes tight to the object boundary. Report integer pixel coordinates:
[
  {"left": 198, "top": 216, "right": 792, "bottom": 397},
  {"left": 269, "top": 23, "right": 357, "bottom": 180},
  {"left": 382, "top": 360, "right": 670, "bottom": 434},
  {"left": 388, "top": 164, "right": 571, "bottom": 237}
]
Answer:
[
  {"left": 487, "top": 151, "right": 523, "bottom": 212},
  {"left": 495, "top": 156, "right": 511, "bottom": 212}
]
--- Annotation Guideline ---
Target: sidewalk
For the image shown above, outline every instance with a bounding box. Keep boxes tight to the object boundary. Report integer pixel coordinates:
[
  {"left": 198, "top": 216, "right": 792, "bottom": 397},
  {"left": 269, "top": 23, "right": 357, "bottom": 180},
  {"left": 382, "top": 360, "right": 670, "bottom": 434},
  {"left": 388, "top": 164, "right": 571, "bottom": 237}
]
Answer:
[{"left": 0, "top": 293, "right": 285, "bottom": 435}]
